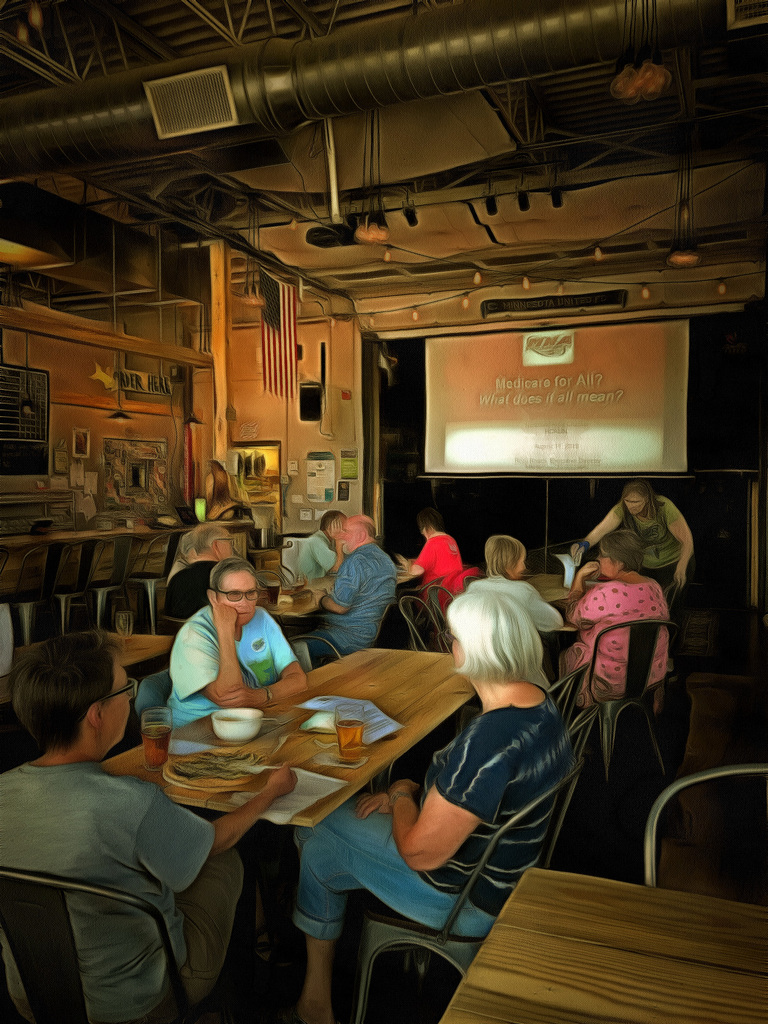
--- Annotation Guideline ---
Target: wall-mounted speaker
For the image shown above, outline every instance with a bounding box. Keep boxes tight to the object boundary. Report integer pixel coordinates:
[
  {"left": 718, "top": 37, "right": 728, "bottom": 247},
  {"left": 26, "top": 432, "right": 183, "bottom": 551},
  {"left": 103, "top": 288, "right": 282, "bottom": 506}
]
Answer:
[{"left": 299, "top": 381, "right": 324, "bottom": 421}]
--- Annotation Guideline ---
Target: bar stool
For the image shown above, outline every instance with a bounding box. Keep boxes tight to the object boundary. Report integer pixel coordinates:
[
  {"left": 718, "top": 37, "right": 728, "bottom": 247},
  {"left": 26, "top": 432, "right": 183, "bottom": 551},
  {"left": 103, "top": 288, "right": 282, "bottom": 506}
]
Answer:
[
  {"left": 87, "top": 535, "right": 135, "bottom": 630},
  {"left": 52, "top": 541, "right": 100, "bottom": 634},
  {"left": 10, "top": 545, "right": 50, "bottom": 646},
  {"left": 126, "top": 532, "right": 180, "bottom": 635}
]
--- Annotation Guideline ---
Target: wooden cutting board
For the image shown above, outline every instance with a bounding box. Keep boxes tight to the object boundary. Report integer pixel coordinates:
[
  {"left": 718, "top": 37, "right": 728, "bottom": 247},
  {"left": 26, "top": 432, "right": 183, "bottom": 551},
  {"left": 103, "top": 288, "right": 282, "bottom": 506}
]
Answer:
[{"left": 162, "top": 751, "right": 264, "bottom": 791}]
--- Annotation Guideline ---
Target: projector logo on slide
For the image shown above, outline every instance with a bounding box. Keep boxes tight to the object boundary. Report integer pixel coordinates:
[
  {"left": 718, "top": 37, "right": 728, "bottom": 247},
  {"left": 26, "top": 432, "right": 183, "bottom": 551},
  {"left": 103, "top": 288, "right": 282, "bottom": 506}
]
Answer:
[{"left": 522, "top": 331, "right": 574, "bottom": 366}]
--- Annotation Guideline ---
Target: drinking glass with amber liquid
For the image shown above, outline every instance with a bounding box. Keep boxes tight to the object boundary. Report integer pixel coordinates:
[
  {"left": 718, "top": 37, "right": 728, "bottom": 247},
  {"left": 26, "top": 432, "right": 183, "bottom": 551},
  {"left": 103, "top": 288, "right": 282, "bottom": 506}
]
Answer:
[
  {"left": 141, "top": 706, "right": 172, "bottom": 770},
  {"left": 334, "top": 701, "right": 366, "bottom": 763}
]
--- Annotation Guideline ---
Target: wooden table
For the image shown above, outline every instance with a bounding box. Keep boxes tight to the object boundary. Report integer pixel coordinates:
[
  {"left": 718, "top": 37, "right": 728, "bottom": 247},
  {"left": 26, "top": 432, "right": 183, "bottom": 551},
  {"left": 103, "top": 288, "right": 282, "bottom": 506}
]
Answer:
[
  {"left": 104, "top": 647, "right": 473, "bottom": 826},
  {"left": 439, "top": 868, "right": 768, "bottom": 1024},
  {"left": 0, "top": 632, "right": 172, "bottom": 704}
]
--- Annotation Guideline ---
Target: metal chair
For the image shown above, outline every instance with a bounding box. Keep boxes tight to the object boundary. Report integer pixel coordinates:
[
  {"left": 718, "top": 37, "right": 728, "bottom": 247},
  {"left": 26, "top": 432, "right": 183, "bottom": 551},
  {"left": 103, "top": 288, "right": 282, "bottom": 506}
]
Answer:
[
  {"left": 350, "top": 757, "right": 584, "bottom": 1024},
  {"left": 87, "top": 535, "right": 135, "bottom": 630},
  {"left": 10, "top": 545, "right": 50, "bottom": 645},
  {"left": 126, "top": 532, "right": 181, "bottom": 635},
  {"left": 135, "top": 669, "right": 173, "bottom": 717},
  {"left": 643, "top": 763, "right": 768, "bottom": 888},
  {"left": 289, "top": 634, "right": 342, "bottom": 671},
  {"left": 51, "top": 540, "right": 101, "bottom": 634},
  {"left": 586, "top": 618, "right": 677, "bottom": 779},
  {"left": 398, "top": 594, "right": 450, "bottom": 653},
  {"left": 549, "top": 665, "right": 590, "bottom": 728},
  {"left": 0, "top": 866, "right": 191, "bottom": 1024}
]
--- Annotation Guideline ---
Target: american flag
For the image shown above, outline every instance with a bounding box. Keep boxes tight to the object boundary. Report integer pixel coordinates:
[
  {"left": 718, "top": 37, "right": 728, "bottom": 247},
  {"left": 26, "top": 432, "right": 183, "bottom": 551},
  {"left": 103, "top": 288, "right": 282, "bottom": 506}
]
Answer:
[{"left": 261, "top": 271, "right": 298, "bottom": 399}]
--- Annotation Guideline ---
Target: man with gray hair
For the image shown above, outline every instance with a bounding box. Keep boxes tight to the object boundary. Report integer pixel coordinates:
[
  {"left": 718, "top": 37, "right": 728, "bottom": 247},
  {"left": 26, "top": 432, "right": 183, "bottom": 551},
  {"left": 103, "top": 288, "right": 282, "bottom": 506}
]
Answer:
[
  {"left": 164, "top": 523, "right": 234, "bottom": 619},
  {"left": 304, "top": 515, "right": 397, "bottom": 664}
]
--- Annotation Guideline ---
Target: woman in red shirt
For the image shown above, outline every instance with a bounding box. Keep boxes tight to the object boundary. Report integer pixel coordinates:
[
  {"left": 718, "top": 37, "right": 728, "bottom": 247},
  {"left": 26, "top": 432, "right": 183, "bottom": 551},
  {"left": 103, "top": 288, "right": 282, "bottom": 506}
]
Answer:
[{"left": 396, "top": 507, "right": 464, "bottom": 590}]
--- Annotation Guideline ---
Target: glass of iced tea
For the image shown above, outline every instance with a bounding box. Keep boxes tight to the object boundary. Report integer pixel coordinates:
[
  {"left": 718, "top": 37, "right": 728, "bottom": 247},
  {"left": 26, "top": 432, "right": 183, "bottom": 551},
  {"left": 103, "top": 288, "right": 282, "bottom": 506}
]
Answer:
[
  {"left": 140, "top": 706, "right": 172, "bottom": 771},
  {"left": 334, "top": 701, "right": 366, "bottom": 763}
]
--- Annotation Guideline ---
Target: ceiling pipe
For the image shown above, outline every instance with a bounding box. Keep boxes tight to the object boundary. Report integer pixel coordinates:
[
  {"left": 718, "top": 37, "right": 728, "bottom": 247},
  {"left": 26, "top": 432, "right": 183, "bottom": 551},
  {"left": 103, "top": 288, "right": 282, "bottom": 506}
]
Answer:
[{"left": 0, "top": 0, "right": 723, "bottom": 178}]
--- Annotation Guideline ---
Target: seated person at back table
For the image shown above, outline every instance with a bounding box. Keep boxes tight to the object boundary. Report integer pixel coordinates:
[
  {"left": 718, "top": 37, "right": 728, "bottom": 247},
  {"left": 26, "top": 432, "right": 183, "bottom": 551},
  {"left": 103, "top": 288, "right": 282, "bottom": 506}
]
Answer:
[
  {"left": 297, "top": 510, "right": 347, "bottom": 581},
  {"left": 305, "top": 515, "right": 397, "bottom": 664},
  {"left": 287, "top": 589, "right": 574, "bottom": 1024},
  {"left": 169, "top": 556, "right": 306, "bottom": 727},
  {"left": 395, "top": 507, "right": 463, "bottom": 590},
  {"left": 164, "top": 523, "right": 234, "bottom": 619},
  {"left": 469, "top": 534, "right": 564, "bottom": 633},
  {"left": 561, "top": 530, "right": 669, "bottom": 711},
  {"left": 0, "top": 630, "right": 296, "bottom": 1024}
]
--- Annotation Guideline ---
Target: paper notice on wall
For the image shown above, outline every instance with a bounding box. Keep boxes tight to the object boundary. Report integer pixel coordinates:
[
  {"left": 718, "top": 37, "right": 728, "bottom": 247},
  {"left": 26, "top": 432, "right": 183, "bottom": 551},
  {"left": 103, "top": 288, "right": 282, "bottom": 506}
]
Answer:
[
  {"left": 306, "top": 451, "right": 335, "bottom": 502},
  {"left": 84, "top": 472, "right": 98, "bottom": 495},
  {"left": 340, "top": 449, "right": 358, "bottom": 479}
]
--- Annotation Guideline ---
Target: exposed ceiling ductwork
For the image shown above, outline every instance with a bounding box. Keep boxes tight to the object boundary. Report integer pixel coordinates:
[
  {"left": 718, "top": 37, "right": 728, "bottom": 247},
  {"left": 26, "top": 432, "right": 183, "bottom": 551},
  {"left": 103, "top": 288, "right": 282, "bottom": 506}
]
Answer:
[{"left": 0, "top": 0, "right": 724, "bottom": 179}]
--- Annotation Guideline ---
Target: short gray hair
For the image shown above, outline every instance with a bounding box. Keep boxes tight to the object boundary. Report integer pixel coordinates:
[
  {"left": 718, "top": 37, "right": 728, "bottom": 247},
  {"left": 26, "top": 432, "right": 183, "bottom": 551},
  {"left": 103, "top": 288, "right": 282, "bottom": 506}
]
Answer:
[
  {"left": 446, "top": 589, "right": 548, "bottom": 689},
  {"left": 209, "top": 556, "right": 258, "bottom": 592},
  {"left": 179, "top": 523, "right": 232, "bottom": 559}
]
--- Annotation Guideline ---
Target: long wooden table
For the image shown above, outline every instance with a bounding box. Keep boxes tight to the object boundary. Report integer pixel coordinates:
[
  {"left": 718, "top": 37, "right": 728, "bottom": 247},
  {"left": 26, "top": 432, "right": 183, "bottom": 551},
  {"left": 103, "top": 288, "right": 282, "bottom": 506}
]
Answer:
[
  {"left": 0, "top": 632, "right": 173, "bottom": 705},
  {"left": 438, "top": 868, "right": 767, "bottom": 1024},
  {"left": 103, "top": 647, "right": 473, "bottom": 826}
]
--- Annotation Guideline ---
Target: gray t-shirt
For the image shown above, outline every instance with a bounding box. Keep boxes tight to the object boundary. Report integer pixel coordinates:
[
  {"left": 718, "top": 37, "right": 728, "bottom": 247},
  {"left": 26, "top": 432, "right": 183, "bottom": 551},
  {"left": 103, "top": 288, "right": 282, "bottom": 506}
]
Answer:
[{"left": 0, "top": 762, "right": 213, "bottom": 1022}]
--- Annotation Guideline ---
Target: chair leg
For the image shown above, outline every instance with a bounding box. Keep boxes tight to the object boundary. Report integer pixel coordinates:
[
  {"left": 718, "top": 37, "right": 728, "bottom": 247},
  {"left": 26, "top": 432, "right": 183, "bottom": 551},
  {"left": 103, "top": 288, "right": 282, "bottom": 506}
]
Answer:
[
  {"left": 350, "top": 922, "right": 383, "bottom": 1024},
  {"left": 145, "top": 580, "right": 158, "bottom": 635},
  {"left": 15, "top": 603, "right": 34, "bottom": 646}
]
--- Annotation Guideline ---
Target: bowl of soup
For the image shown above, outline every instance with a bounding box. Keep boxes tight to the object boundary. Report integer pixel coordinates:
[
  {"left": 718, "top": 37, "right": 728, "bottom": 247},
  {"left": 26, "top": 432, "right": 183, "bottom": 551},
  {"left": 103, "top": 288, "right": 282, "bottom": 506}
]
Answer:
[{"left": 211, "top": 708, "right": 264, "bottom": 744}]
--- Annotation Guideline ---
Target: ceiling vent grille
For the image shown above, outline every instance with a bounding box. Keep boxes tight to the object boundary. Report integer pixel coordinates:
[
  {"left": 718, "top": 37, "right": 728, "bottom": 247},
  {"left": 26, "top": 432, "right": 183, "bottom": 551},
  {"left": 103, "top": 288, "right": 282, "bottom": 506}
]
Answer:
[
  {"left": 143, "top": 67, "right": 238, "bottom": 139},
  {"left": 727, "top": 0, "right": 768, "bottom": 29}
]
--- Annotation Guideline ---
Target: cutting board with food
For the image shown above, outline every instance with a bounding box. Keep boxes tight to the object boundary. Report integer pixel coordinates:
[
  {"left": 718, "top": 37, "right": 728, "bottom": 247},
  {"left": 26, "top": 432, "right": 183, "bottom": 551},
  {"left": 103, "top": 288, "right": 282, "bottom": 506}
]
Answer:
[{"left": 162, "top": 750, "right": 266, "bottom": 792}]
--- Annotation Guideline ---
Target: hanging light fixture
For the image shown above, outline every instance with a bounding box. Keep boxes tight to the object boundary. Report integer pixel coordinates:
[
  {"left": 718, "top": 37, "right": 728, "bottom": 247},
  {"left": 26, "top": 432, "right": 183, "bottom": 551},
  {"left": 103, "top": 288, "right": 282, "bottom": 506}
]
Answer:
[
  {"left": 610, "top": 0, "right": 672, "bottom": 105},
  {"left": 667, "top": 134, "right": 700, "bottom": 268}
]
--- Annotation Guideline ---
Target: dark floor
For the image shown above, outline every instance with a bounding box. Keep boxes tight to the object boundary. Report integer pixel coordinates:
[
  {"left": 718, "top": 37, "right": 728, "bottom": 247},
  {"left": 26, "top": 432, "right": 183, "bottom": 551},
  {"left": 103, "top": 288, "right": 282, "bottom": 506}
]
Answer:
[{"left": 2, "top": 608, "right": 766, "bottom": 1024}]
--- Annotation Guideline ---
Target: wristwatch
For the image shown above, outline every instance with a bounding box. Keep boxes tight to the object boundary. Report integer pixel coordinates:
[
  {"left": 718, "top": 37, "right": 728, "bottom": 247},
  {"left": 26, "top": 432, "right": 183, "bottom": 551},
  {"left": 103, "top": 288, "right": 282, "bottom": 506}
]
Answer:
[
  {"left": 389, "top": 790, "right": 412, "bottom": 807},
  {"left": 263, "top": 686, "right": 273, "bottom": 705}
]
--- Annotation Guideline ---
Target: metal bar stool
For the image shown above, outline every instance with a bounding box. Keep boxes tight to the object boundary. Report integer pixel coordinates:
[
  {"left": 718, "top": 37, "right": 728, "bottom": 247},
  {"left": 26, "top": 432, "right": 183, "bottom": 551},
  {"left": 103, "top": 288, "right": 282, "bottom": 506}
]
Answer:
[
  {"left": 52, "top": 540, "right": 101, "bottom": 635},
  {"left": 10, "top": 545, "right": 50, "bottom": 646},
  {"left": 126, "top": 532, "right": 180, "bottom": 634},
  {"left": 87, "top": 535, "right": 135, "bottom": 630}
]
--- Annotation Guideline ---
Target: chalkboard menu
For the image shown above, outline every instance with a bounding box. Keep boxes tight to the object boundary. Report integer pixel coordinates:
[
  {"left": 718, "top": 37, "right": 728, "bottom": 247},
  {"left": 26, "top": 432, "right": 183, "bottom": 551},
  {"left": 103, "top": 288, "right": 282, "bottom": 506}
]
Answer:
[{"left": 0, "top": 365, "right": 49, "bottom": 474}]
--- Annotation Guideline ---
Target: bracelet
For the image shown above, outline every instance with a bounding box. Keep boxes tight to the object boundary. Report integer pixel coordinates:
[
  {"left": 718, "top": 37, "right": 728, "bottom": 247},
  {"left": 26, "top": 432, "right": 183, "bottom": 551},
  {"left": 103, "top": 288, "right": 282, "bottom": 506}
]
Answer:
[
  {"left": 577, "top": 540, "right": 590, "bottom": 551},
  {"left": 262, "top": 686, "right": 272, "bottom": 705},
  {"left": 389, "top": 790, "right": 412, "bottom": 807}
]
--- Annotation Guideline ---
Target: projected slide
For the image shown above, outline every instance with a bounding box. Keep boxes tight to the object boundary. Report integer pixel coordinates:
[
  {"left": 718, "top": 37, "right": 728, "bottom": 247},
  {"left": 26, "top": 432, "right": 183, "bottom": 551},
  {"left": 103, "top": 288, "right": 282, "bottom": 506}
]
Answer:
[{"left": 425, "top": 322, "right": 688, "bottom": 474}]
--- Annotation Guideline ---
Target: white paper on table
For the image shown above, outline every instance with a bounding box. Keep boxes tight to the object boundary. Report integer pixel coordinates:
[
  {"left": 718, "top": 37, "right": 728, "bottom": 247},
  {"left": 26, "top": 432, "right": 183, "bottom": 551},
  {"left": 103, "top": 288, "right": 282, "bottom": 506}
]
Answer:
[
  {"left": 227, "top": 767, "right": 348, "bottom": 823},
  {"left": 298, "top": 695, "right": 402, "bottom": 744},
  {"left": 554, "top": 553, "right": 576, "bottom": 587}
]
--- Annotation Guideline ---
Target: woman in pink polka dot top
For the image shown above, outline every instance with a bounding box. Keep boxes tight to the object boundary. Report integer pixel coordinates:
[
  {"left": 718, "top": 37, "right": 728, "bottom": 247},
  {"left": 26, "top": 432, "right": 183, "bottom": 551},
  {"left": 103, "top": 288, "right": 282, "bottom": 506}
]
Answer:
[{"left": 560, "top": 530, "right": 669, "bottom": 712}]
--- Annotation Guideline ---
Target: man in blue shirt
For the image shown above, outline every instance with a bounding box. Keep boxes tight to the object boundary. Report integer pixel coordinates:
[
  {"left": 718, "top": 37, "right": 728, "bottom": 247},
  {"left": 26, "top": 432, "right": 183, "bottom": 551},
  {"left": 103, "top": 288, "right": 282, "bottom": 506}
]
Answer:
[{"left": 304, "top": 515, "right": 397, "bottom": 664}]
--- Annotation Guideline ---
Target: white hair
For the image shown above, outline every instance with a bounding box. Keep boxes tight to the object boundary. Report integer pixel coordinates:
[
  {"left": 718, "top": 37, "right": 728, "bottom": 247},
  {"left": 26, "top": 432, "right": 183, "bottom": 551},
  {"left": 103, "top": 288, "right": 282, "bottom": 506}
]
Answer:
[{"left": 446, "top": 589, "right": 549, "bottom": 689}]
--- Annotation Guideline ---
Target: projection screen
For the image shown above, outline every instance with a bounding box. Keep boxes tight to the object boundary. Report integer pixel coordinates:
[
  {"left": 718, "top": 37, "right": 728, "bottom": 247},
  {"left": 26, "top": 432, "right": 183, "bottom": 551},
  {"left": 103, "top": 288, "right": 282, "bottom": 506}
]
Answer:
[{"left": 425, "top": 321, "right": 689, "bottom": 474}]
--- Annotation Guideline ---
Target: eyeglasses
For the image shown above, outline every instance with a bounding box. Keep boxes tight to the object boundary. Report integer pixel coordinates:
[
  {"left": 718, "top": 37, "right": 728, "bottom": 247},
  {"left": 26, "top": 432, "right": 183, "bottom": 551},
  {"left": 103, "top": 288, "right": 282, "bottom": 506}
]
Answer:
[
  {"left": 218, "top": 589, "right": 260, "bottom": 602},
  {"left": 443, "top": 629, "right": 457, "bottom": 647},
  {"left": 79, "top": 678, "right": 137, "bottom": 720}
]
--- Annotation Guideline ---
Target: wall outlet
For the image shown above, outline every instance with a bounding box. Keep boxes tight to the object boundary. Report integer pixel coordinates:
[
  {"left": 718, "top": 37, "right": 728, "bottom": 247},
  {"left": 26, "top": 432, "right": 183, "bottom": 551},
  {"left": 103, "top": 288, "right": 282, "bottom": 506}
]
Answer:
[
  {"left": 291, "top": 494, "right": 304, "bottom": 504},
  {"left": 299, "top": 508, "right": 312, "bottom": 521},
  {"left": 314, "top": 509, "right": 324, "bottom": 520},
  {"left": 288, "top": 460, "right": 299, "bottom": 474}
]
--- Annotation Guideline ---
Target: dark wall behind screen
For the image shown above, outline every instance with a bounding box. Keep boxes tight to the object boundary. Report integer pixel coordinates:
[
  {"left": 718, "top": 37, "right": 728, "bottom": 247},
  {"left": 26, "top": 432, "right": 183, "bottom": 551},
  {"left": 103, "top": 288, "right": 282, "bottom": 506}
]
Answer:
[{"left": 377, "top": 308, "right": 765, "bottom": 608}]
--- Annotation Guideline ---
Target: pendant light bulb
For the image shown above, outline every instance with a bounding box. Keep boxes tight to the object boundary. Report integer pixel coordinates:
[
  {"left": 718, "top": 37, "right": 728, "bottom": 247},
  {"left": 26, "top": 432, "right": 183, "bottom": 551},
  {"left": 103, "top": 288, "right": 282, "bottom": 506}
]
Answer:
[
  {"left": 461, "top": 295, "right": 470, "bottom": 310},
  {"left": 473, "top": 272, "right": 482, "bottom": 285},
  {"left": 717, "top": 280, "right": 727, "bottom": 295},
  {"left": 640, "top": 284, "right": 651, "bottom": 300},
  {"left": 522, "top": 275, "right": 531, "bottom": 291},
  {"left": 412, "top": 309, "right": 419, "bottom": 321}
]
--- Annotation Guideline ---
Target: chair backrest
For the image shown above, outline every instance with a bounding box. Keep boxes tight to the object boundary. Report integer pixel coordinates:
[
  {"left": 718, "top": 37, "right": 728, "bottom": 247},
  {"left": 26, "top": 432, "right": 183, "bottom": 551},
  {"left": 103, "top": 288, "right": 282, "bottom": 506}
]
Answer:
[
  {"left": 0, "top": 866, "right": 187, "bottom": 1024},
  {"left": 135, "top": 669, "right": 172, "bottom": 716},
  {"left": 14, "top": 545, "right": 48, "bottom": 600},
  {"left": 438, "top": 757, "right": 583, "bottom": 942},
  {"left": 398, "top": 594, "right": 449, "bottom": 653},
  {"left": 588, "top": 618, "right": 677, "bottom": 700},
  {"left": 289, "top": 635, "right": 342, "bottom": 670},
  {"left": 426, "top": 584, "right": 454, "bottom": 621},
  {"left": 549, "top": 665, "right": 589, "bottom": 726},
  {"left": 129, "top": 532, "right": 180, "bottom": 578},
  {"left": 643, "top": 763, "right": 768, "bottom": 887}
]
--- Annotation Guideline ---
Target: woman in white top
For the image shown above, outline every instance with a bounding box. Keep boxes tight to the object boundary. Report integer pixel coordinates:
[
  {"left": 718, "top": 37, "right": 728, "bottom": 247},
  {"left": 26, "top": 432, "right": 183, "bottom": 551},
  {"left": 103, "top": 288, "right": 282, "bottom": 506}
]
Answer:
[{"left": 469, "top": 535, "right": 563, "bottom": 633}]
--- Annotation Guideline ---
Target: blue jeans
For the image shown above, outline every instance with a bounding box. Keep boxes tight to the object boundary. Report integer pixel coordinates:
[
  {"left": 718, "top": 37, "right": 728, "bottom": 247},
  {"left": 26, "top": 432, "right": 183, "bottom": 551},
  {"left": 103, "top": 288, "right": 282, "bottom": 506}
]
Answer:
[{"left": 292, "top": 799, "right": 495, "bottom": 942}]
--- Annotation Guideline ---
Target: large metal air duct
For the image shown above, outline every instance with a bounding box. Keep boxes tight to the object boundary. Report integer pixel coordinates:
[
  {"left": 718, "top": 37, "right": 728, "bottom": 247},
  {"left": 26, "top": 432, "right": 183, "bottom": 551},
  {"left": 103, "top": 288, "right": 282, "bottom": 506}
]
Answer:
[{"left": 0, "top": 0, "right": 723, "bottom": 178}]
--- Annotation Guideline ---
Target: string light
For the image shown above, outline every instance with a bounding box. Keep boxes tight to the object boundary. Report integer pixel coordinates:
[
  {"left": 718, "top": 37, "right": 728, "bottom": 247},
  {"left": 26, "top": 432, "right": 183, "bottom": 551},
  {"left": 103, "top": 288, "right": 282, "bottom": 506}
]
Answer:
[
  {"left": 412, "top": 309, "right": 419, "bottom": 321},
  {"left": 556, "top": 282, "right": 565, "bottom": 296},
  {"left": 288, "top": 219, "right": 298, "bottom": 231},
  {"left": 522, "top": 275, "right": 531, "bottom": 290},
  {"left": 640, "top": 284, "right": 651, "bottom": 300},
  {"left": 461, "top": 295, "right": 470, "bottom": 310},
  {"left": 28, "top": 2, "right": 43, "bottom": 31},
  {"left": 472, "top": 271, "right": 482, "bottom": 285},
  {"left": 717, "top": 279, "right": 727, "bottom": 295},
  {"left": 594, "top": 246, "right": 605, "bottom": 261},
  {"left": 16, "top": 21, "right": 29, "bottom": 44},
  {"left": 383, "top": 249, "right": 391, "bottom": 262}
]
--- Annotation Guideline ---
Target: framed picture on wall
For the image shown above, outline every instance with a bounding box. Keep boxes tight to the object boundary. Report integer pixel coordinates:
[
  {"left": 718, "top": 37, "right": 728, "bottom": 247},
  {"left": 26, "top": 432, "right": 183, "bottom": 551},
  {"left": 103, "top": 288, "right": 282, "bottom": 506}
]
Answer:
[{"left": 72, "top": 427, "right": 90, "bottom": 459}]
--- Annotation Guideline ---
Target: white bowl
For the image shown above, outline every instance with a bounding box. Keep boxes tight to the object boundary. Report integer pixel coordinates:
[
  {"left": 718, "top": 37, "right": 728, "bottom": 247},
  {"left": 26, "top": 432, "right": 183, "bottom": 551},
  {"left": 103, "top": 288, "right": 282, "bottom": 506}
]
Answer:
[{"left": 211, "top": 708, "right": 263, "bottom": 744}]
